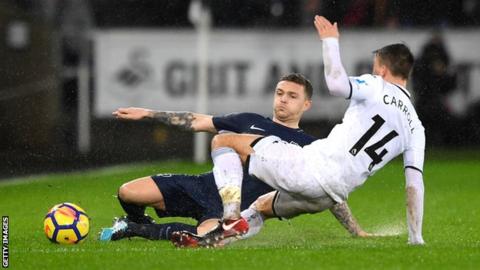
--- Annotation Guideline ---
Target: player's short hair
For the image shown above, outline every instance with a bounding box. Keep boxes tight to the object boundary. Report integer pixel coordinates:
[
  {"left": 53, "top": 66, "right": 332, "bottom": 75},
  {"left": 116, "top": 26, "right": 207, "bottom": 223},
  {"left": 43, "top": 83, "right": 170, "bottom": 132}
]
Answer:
[
  {"left": 373, "top": 43, "right": 414, "bottom": 80},
  {"left": 279, "top": 73, "right": 313, "bottom": 100}
]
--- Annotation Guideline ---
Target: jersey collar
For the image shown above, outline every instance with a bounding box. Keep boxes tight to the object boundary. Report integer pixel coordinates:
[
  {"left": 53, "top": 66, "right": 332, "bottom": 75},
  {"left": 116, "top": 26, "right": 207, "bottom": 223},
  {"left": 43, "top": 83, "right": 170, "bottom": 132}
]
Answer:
[
  {"left": 269, "top": 117, "right": 304, "bottom": 132},
  {"left": 392, "top": 83, "right": 411, "bottom": 99}
]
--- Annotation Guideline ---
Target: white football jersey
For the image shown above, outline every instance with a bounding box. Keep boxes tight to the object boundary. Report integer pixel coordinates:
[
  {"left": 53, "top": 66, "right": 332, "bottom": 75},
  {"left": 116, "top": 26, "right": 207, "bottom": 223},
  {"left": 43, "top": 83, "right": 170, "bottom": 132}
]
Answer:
[{"left": 303, "top": 74, "right": 425, "bottom": 202}]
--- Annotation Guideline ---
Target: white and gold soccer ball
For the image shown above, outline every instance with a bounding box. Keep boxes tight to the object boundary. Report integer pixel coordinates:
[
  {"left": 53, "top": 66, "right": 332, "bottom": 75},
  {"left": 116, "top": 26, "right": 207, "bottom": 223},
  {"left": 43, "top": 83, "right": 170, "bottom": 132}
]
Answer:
[{"left": 44, "top": 202, "right": 89, "bottom": 244}]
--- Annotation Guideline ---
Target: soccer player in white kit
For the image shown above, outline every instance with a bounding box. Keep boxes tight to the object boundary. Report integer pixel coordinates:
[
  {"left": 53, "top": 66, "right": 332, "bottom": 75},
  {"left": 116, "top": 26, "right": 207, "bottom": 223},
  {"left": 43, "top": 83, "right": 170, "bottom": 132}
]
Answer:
[{"left": 192, "top": 15, "right": 425, "bottom": 247}]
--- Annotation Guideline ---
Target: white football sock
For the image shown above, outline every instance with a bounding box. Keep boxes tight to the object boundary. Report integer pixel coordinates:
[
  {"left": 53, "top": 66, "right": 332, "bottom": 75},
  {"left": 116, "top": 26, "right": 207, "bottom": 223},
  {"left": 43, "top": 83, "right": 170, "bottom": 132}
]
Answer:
[
  {"left": 239, "top": 207, "right": 264, "bottom": 239},
  {"left": 212, "top": 147, "right": 243, "bottom": 219}
]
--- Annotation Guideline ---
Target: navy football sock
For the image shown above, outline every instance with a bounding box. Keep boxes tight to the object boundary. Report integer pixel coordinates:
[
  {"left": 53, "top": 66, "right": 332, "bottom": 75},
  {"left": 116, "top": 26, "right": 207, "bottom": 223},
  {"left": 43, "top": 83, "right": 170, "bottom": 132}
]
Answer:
[
  {"left": 128, "top": 222, "right": 197, "bottom": 240},
  {"left": 117, "top": 194, "right": 148, "bottom": 223}
]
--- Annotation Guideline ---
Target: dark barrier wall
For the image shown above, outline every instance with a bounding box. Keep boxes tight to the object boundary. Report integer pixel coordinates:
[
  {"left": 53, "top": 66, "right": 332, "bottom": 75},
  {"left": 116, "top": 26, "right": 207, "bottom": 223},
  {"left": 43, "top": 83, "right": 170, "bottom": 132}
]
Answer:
[{"left": 0, "top": 2, "right": 60, "bottom": 159}]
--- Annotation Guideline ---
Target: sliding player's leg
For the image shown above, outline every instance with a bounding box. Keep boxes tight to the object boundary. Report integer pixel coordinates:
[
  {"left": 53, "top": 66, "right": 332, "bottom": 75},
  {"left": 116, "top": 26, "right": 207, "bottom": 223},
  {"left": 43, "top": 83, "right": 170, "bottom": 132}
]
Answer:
[
  {"left": 272, "top": 191, "right": 335, "bottom": 218},
  {"left": 233, "top": 191, "right": 275, "bottom": 240},
  {"left": 172, "top": 203, "right": 268, "bottom": 248},
  {"left": 217, "top": 191, "right": 336, "bottom": 247},
  {"left": 99, "top": 218, "right": 199, "bottom": 241},
  {"left": 100, "top": 173, "right": 221, "bottom": 241},
  {"left": 171, "top": 177, "right": 276, "bottom": 248},
  {"left": 171, "top": 192, "right": 274, "bottom": 248},
  {"left": 210, "top": 133, "right": 262, "bottom": 220},
  {"left": 137, "top": 173, "right": 221, "bottom": 239},
  {"left": 117, "top": 176, "right": 165, "bottom": 224},
  {"left": 228, "top": 189, "right": 335, "bottom": 241}
]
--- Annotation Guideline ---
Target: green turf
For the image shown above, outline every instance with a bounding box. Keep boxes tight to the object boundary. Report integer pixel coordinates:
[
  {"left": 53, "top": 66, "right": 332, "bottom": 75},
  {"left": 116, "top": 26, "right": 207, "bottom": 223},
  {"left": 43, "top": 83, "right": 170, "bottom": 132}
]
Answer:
[{"left": 1, "top": 155, "right": 479, "bottom": 270}]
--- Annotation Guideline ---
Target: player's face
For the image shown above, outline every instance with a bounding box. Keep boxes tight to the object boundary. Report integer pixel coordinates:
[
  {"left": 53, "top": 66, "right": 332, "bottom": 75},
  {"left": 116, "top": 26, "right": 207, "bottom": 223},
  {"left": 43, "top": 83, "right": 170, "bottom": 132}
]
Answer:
[
  {"left": 273, "top": 81, "right": 312, "bottom": 124},
  {"left": 373, "top": 55, "right": 387, "bottom": 77}
]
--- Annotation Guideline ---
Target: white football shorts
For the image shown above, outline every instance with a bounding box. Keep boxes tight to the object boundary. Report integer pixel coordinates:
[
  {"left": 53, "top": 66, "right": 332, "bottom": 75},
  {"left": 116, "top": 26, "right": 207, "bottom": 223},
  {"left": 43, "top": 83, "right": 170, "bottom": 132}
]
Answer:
[
  {"left": 272, "top": 190, "right": 335, "bottom": 219},
  {"left": 248, "top": 135, "right": 330, "bottom": 200}
]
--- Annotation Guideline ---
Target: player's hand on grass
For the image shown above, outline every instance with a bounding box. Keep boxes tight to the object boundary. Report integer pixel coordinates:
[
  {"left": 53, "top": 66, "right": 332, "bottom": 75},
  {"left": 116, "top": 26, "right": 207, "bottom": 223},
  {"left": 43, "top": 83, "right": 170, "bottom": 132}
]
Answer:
[
  {"left": 314, "top": 15, "right": 339, "bottom": 40},
  {"left": 112, "top": 107, "right": 151, "bottom": 120},
  {"left": 408, "top": 236, "right": 425, "bottom": 245},
  {"left": 408, "top": 232, "right": 425, "bottom": 245}
]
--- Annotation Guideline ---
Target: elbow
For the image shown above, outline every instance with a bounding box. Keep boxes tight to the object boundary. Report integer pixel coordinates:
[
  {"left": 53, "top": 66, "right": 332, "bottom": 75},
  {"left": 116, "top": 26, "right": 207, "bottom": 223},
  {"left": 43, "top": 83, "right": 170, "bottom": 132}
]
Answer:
[
  {"left": 326, "top": 80, "right": 350, "bottom": 97},
  {"left": 406, "top": 179, "right": 424, "bottom": 197},
  {"left": 328, "top": 85, "right": 348, "bottom": 97},
  {"left": 405, "top": 168, "right": 424, "bottom": 191},
  {"left": 325, "top": 71, "right": 350, "bottom": 97}
]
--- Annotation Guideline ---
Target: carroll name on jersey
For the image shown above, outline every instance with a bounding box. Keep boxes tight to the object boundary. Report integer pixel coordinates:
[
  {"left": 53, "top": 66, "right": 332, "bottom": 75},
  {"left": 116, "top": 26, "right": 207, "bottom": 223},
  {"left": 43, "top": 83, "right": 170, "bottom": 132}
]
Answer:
[{"left": 382, "top": 88, "right": 415, "bottom": 133}]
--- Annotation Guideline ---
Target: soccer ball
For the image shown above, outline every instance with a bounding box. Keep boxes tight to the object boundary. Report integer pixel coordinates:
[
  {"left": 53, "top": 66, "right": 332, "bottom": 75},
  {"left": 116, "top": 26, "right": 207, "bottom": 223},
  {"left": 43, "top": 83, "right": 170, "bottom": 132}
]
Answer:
[{"left": 44, "top": 202, "right": 89, "bottom": 244}]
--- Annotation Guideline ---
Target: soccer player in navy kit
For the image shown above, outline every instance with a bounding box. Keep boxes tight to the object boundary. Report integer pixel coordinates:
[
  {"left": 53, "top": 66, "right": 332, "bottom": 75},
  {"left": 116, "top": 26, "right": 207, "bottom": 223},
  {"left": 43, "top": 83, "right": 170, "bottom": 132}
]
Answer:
[{"left": 99, "top": 74, "right": 370, "bottom": 242}]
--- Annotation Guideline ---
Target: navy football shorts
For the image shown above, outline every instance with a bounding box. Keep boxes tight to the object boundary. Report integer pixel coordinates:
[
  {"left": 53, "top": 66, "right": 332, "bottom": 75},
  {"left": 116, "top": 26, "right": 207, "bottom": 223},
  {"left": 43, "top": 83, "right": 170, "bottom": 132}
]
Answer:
[
  {"left": 151, "top": 172, "right": 274, "bottom": 224},
  {"left": 151, "top": 173, "right": 222, "bottom": 224}
]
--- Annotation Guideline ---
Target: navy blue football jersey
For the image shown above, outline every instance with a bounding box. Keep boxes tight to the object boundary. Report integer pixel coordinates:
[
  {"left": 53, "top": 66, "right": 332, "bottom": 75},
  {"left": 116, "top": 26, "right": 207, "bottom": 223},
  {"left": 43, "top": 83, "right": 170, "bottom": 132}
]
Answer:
[{"left": 212, "top": 112, "right": 316, "bottom": 146}]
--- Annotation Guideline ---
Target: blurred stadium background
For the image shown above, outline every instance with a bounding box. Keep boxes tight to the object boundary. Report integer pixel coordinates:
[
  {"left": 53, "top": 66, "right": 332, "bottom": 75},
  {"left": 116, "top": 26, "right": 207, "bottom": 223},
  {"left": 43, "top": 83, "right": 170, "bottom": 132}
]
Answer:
[{"left": 1, "top": 0, "right": 480, "bottom": 178}]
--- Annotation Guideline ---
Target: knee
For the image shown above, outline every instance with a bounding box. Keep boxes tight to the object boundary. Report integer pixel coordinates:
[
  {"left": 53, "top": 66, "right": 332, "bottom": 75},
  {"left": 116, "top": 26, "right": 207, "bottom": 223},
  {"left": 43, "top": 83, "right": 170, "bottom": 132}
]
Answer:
[
  {"left": 252, "top": 193, "right": 274, "bottom": 217},
  {"left": 118, "top": 183, "right": 134, "bottom": 202},
  {"left": 211, "top": 134, "right": 230, "bottom": 150}
]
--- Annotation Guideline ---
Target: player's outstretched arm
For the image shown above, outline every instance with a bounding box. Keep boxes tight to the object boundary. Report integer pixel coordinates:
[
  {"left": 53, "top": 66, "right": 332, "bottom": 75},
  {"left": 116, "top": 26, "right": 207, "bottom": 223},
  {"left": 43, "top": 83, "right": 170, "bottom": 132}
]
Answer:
[
  {"left": 314, "top": 15, "right": 350, "bottom": 98},
  {"left": 112, "top": 107, "right": 216, "bottom": 133},
  {"left": 329, "top": 202, "right": 372, "bottom": 237},
  {"left": 405, "top": 167, "right": 425, "bottom": 245}
]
